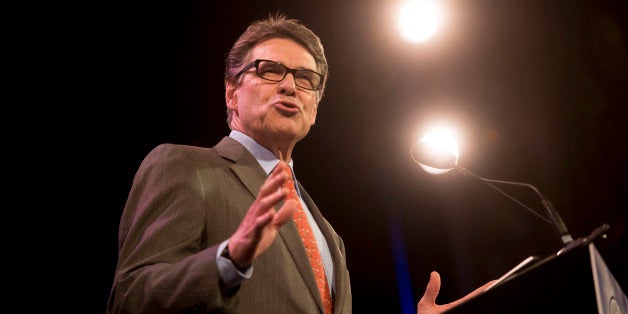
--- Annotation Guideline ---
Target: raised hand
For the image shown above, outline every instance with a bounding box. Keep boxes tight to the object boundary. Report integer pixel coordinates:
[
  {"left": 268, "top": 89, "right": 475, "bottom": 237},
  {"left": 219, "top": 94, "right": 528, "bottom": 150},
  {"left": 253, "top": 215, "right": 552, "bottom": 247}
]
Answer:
[
  {"left": 226, "top": 161, "right": 297, "bottom": 268},
  {"left": 417, "top": 271, "right": 496, "bottom": 314}
]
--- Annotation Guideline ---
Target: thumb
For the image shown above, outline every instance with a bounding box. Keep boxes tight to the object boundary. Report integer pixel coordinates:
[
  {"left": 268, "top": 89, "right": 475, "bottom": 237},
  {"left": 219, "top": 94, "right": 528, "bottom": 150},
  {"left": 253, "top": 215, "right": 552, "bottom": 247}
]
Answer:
[{"left": 421, "top": 271, "right": 442, "bottom": 305}]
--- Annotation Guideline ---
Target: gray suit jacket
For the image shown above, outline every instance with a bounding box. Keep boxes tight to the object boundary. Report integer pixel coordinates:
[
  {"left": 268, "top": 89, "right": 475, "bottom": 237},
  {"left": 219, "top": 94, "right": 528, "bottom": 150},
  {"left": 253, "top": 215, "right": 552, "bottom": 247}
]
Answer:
[{"left": 108, "top": 136, "right": 352, "bottom": 313}]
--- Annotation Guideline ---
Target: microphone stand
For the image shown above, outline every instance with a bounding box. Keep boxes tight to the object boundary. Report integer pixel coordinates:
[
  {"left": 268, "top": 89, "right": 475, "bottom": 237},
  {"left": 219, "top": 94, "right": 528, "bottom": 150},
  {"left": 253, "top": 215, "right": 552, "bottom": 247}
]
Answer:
[
  {"left": 410, "top": 140, "right": 610, "bottom": 252},
  {"left": 452, "top": 164, "right": 612, "bottom": 290},
  {"left": 453, "top": 165, "right": 575, "bottom": 247},
  {"left": 454, "top": 165, "right": 611, "bottom": 258}
]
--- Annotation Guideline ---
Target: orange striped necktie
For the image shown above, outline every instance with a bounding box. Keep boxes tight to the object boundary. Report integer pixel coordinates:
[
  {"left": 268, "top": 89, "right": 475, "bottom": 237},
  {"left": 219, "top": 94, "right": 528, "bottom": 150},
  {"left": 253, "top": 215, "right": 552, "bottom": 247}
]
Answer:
[{"left": 280, "top": 164, "right": 333, "bottom": 314}]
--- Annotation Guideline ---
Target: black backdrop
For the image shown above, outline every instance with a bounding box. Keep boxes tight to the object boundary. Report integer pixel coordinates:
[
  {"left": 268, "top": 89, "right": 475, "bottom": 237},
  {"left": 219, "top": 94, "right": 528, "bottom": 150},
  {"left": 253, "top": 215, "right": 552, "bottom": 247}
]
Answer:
[{"left": 91, "top": 1, "right": 627, "bottom": 312}]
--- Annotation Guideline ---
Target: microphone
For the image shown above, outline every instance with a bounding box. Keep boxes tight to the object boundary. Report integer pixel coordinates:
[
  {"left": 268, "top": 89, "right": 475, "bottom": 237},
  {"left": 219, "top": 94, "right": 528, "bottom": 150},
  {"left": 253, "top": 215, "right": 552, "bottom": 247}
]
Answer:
[
  {"left": 411, "top": 141, "right": 575, "bottom": 247},
  {"left": 411, "top": 140, "right": 457, "bottom": 170}
]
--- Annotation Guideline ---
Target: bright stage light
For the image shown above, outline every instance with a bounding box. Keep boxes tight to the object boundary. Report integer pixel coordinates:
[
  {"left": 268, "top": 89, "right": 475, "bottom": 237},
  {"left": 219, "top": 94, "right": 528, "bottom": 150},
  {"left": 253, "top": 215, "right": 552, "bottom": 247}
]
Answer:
[
  {"left": 398, "top": 0, "right": 441, "bottom": 44},
  {"left": 412, "top": 127, "right": 459, "bottom": 174}
]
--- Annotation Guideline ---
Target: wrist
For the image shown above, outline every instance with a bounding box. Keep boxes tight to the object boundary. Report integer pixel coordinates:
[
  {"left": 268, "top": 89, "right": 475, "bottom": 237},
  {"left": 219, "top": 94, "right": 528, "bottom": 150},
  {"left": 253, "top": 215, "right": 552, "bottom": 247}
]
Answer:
[
  {"left": 221, "top": 245, "right": 232, "bottom": 259},
  {"left": 221, "top": 244, "right": 250, "bottom": 270}
]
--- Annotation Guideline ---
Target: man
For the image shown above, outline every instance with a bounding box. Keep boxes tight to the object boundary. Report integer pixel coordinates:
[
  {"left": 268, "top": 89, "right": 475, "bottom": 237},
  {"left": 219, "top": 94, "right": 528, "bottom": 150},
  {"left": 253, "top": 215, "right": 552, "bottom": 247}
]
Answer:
[{"left": 107, "top": 13, "right": 492, "bottom": 313}]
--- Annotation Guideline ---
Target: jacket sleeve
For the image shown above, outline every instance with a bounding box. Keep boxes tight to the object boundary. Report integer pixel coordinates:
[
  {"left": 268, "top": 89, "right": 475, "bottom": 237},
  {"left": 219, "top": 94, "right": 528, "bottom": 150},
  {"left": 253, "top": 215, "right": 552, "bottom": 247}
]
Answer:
[{"left": 107, "top": 144, "right": 235, "bottom": 313}]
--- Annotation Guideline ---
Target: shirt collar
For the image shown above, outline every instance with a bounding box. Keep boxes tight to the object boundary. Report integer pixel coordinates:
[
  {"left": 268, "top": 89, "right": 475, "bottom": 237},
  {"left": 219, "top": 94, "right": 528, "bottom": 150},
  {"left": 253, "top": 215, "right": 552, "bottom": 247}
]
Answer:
[{"left": 229, "top": 130, "right": 294, "bottom": 175}]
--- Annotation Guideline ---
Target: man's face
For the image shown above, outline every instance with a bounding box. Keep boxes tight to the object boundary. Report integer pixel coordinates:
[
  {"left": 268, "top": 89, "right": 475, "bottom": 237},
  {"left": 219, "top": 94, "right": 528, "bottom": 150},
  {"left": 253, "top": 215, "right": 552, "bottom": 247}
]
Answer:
[{"left": 226, "top": 38, "right": 320, "bottom": 148}]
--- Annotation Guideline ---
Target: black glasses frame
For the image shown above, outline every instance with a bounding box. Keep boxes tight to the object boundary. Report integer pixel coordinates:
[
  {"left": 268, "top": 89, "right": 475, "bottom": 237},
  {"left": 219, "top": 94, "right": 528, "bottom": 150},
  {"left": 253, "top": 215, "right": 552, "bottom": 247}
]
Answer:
[{"left": 236, "top": 59, "right": 324, "bottom": 91}]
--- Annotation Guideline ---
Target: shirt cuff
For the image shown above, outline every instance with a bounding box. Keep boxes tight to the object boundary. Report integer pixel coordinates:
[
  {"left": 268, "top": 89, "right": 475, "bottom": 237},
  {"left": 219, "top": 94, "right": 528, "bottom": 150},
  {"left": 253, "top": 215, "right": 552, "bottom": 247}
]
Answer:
[{"left": 217, "top": 240, "right": 253, "bottom": 290}]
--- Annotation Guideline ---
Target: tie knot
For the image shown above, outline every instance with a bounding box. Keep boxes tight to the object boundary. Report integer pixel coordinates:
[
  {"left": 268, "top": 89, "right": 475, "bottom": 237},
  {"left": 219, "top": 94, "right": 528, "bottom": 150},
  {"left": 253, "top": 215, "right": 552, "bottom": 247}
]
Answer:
[{"left": 276, "top": 162, "right": 300, "bottom": 198}]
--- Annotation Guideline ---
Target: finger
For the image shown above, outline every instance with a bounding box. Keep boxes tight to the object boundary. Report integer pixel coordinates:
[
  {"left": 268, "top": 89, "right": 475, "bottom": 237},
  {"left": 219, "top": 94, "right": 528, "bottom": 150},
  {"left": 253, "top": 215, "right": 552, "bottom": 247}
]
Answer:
[
  {"left": 258, "top": 186, "right": 288, "bottom": 208},
  {"left": 417, "top": 271, "right": 442, "bottom": 313},
  {"left": 235, "top": 192, "right": 282, "bottom": 239},
  {"left": 252, "top": 209, "right": 274, "bottom": 233},
  {"left": 272, "top": 198, "right": 297, "bottom": 226},
  {"left": 423, "top": 271, "right": 442, "bottom": 304},
  {"left": 252, "top": 161, "right": 295, "bottom": 212},
  {"left": 258, "top": 167, "right": 289, "bottom": 198},
  {"left": 249, "top": 172, "right": 289, "bottom": 216}
]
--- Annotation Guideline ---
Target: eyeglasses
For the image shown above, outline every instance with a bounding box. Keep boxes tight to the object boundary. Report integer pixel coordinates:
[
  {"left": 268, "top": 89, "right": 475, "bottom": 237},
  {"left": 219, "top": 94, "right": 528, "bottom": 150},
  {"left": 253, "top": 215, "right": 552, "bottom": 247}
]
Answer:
[{"left": 236, "top": 59, "right": 324, "bottom": 91}]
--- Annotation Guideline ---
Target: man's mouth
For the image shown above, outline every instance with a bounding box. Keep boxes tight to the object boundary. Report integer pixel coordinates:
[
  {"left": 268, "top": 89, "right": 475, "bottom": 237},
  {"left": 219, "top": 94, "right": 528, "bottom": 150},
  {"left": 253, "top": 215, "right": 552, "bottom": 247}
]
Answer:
[{"left": 274, "top": 102, "right": 301, "bottom": 114}]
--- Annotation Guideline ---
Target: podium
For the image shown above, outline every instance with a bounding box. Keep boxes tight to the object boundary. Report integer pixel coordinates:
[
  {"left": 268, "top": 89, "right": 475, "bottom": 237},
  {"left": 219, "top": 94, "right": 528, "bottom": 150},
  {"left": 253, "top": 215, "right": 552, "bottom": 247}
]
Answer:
[{"left": 449, "top": 224, "right": 627, "bottom": 313}]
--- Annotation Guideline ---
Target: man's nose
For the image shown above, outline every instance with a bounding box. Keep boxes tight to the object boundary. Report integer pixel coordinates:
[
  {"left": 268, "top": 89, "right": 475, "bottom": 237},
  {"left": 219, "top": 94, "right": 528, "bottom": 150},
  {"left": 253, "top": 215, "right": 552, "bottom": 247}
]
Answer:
[{"left": 277, "top": 72, "right": 297, "bottom": 94}]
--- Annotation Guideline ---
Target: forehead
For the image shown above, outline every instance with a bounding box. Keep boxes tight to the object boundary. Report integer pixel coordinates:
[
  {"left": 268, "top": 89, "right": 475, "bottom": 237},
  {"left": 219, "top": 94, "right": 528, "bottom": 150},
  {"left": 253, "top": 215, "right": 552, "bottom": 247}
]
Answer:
[{"left": 249, "top": 38, "right": 316, "bottom": 69}]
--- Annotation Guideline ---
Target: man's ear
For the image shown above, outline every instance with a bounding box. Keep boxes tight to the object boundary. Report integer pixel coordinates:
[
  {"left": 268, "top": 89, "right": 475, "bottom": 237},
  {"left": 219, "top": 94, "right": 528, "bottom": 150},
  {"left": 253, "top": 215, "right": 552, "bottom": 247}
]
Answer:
[{"left": 225, "top": 82, "right": 238, "bottom": 111}]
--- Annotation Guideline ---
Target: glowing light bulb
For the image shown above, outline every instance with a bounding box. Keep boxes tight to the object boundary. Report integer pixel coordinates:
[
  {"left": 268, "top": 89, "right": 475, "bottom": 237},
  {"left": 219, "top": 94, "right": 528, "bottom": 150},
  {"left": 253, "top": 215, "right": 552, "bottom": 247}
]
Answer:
[
  {"left": 414, "top": 128, "right": 459, "bottom": 174},
  {"left": 398, "top": 0, "right": 440, "bottom": 44}
]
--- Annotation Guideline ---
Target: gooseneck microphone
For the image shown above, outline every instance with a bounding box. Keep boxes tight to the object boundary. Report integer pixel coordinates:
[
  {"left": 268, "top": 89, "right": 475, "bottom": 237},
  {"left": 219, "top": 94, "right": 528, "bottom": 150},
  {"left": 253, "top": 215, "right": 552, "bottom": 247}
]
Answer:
[
  {"left": 457, "top": 168, "right": 573, "bottom": 246},
  {"left": 411, "top": 141, "right": 575, "bottom": 247}
]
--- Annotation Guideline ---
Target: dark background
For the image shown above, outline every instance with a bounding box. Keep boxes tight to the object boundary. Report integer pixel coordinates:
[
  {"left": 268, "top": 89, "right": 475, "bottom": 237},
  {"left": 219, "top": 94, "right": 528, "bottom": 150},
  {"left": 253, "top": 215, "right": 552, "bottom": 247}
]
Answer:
[{"left": 91, "top": 1, "right": 626, "bottom": 312}]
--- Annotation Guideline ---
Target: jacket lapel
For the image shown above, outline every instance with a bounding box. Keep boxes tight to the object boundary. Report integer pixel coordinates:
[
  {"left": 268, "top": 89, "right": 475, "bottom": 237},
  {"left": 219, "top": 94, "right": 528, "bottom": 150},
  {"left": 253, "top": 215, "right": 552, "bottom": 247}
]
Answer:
[
  {"left": 214, "top": 136, "right": 265, "bottom": 199},
  {"left": 214, "top": 136, "right": 324, "bottom": 309}
]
